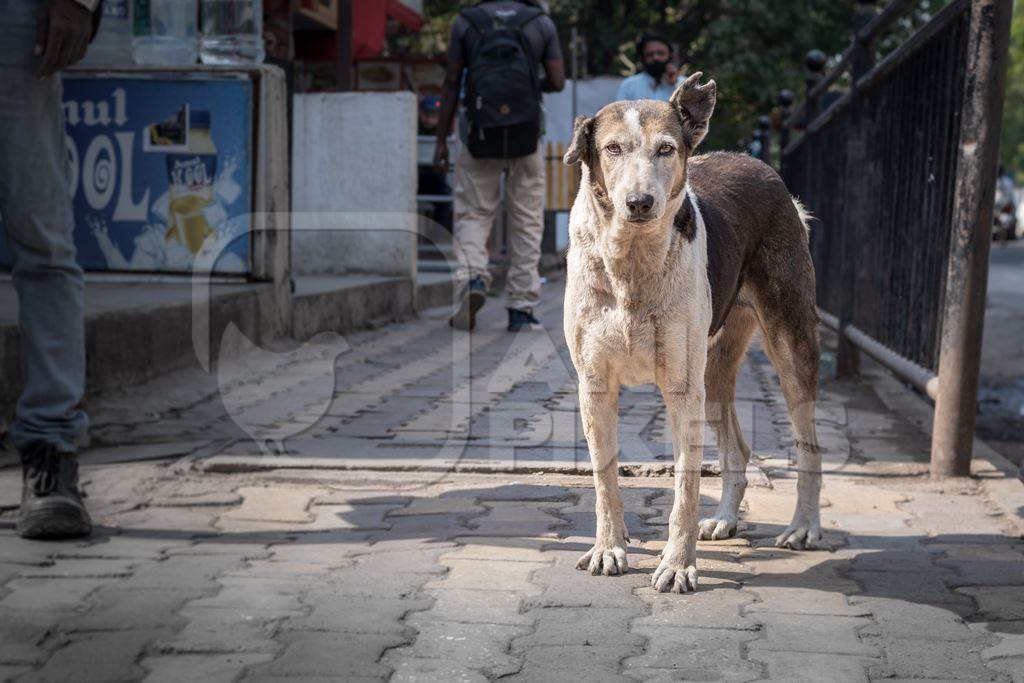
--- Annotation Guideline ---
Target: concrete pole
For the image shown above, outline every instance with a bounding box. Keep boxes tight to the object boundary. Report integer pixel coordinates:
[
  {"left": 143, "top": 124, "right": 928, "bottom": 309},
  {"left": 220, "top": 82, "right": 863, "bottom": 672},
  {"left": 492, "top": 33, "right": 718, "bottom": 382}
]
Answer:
[{"left": 931, "top": 0, "right": 1012, "bottom": 477}]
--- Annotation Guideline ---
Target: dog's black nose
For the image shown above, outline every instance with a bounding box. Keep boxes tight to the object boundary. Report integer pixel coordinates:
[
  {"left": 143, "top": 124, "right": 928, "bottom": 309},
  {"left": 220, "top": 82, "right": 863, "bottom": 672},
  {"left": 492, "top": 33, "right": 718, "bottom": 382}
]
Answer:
[{"left": 626, "top": 192, "right": 654, "bottom": 216}]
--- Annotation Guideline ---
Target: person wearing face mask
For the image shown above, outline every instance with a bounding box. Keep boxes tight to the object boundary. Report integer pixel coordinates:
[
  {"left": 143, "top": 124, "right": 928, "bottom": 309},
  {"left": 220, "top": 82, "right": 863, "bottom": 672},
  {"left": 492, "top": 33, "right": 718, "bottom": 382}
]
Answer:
[{"left": 616, "top": 32, "right": 685, "bottom": 102}]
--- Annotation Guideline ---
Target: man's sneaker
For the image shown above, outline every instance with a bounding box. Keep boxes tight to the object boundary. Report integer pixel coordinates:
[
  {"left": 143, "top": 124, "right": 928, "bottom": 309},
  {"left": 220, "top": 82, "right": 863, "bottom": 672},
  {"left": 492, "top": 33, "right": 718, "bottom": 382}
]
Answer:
[
  {"left": 450, "top": 277, "right": 487, "bottom": 331},
  {"left": 17, "top": 442, "right": 92, "bottom": 540},
  {"left": 507, "top": 307, "right": 541, "bottom": 332}
]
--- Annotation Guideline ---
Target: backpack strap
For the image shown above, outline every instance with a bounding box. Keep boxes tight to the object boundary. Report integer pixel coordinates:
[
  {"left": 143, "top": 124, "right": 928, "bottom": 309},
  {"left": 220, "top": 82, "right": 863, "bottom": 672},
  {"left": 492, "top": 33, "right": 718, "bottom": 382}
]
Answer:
[
  {"left": 459, "top": 6, "right": 495, "bottom": 36},
  {"left": 460, "top": 4, "right": 544, "bottom": 36}
]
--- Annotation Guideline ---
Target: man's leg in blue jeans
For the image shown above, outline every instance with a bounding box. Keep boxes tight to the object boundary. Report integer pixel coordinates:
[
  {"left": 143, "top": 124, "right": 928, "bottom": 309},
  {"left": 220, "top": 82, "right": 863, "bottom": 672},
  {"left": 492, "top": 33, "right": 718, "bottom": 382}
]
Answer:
[{"left": 1, "top": 0, "right": 91, "bottom": 538}]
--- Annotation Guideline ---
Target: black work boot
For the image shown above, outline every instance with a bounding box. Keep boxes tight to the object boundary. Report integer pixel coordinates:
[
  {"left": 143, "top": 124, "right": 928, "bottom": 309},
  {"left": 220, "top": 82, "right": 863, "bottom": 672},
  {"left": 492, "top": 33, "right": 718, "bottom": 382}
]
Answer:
[{"left": 17, "top": 442, "right": 92, "bottom": 540}]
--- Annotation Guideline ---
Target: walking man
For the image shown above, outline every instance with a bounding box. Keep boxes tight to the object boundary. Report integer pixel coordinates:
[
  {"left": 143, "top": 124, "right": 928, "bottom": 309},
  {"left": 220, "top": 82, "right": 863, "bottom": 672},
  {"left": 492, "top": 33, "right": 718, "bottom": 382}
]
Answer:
[
  {"left": 1, "top": 0, "right": 100, "bottom": 538},
  {"left": 434, "top": 0, "right": 564, "bottom": 332},
  {"left": 617, "top": 32, "right": 684, "bottom": 102}
]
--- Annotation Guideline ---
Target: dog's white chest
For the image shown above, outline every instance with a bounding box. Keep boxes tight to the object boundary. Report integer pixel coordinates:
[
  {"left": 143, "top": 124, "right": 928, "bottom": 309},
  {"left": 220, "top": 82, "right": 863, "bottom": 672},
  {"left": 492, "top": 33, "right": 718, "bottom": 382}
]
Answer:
[{"left": 587, "top": 306, "right": 659, "bottom": 387}]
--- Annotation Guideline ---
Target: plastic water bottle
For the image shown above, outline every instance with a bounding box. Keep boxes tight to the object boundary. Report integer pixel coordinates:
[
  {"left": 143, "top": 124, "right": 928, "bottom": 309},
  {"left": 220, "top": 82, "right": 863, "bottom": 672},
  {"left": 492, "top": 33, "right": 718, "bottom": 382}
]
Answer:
[
  {"left": 80, "top": 0, "right": 133, "bottom": 65},
  {"left": 132, "top": 0, "right": 198, "bottom": 66},
  {"left": 200, "top": 0, "right": 265, "bottom": 65}
]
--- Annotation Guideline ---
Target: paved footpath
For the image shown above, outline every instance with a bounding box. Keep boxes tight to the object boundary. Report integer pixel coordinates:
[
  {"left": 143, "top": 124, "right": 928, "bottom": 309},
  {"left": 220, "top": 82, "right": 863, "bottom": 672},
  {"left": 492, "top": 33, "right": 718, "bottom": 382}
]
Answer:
[{"left": 1, "top": 280, "right": 1023, "bottom": 682}]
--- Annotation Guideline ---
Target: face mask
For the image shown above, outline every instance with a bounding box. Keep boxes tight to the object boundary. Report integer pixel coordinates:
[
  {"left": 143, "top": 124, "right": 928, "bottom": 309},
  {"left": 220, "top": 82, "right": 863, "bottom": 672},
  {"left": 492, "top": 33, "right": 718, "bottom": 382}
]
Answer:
[{"left": 644, "top": 60, "right": 668, "bottom": 80}]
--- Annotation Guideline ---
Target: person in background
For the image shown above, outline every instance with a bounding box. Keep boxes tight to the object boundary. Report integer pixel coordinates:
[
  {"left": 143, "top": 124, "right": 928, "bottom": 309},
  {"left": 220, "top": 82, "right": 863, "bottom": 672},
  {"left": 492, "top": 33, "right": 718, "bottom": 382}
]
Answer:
[
  {"left": 418, "top": 94, "right": 441, "bottom": 136},
  {"left": 617, "top": 32, "right": 684, "bottom": 102},
  {"left": 0, "top": 0, "right": 100, "bottom": 539},
  {"left": 434, "top": 0, "right": 565, "bottom": 332},
  {"left": 418, "top": 95, "right": 452, "bottom": 231}
]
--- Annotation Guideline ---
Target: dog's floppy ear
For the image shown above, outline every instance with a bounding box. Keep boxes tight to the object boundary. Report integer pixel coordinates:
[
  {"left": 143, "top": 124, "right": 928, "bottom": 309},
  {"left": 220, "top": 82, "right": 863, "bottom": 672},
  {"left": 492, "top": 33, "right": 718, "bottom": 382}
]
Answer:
[
  {"left": 564, "top": 115, "right": 595, "bottom": 166},
  {"left": 670, "top": 72, "right": 716, "bottom": 150}
]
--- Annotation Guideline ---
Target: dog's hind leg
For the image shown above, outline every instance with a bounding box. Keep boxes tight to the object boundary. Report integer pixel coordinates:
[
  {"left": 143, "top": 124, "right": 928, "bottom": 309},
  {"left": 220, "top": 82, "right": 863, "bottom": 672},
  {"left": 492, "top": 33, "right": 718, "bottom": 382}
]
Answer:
[
  {"left": 575, "top": 373, "right": 630, "bottom": 576},
  {"left": 755, "top": 294, "right": 823, "bottom": 550},
  {"left": 699, "top": 305, "right": 758, "bottom": 540}
]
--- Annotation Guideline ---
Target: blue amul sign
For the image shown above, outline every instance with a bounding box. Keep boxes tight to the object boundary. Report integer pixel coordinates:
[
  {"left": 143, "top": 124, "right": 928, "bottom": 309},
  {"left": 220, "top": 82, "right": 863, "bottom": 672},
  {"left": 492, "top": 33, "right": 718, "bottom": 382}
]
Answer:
[{"left": 0, "top": 74, "right": 253, "bottom": 274}]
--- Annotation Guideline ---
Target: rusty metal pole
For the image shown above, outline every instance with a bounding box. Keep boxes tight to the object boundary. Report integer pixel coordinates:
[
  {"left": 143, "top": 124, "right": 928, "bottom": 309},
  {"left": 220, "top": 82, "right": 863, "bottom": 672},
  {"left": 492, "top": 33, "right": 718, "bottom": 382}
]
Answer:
[
  {"left": 836, "top": 0, "right": 879, "bottom": 378},
  {"left": 931, "top": 0, "right": 1012, "bottom": 478}
]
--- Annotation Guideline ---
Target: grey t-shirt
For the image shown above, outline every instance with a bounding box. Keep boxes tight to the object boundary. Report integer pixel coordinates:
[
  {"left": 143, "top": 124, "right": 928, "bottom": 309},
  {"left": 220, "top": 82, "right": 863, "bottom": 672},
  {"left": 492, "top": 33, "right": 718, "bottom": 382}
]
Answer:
[{"left": 447, "top": 1, "right": 562, "bottom": 65}]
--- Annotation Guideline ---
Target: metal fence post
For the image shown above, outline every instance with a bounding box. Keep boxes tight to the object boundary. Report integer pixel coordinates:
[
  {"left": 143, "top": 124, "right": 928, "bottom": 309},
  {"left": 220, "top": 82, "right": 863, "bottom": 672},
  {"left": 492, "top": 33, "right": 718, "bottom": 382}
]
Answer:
[
  {"left": 836, "top": 0, "right": 879, "bottom": 378},
  {"left": 931, "top": 0, "right": 1012, "bottom": 477},
  {"left": 804, "top": 50, "right": 827, "bottom": 125}
]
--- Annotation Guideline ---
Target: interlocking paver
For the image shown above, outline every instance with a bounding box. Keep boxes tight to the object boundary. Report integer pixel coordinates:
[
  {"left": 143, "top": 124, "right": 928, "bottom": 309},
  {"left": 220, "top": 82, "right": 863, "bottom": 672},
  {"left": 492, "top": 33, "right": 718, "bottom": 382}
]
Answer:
[{"left": 1, "top": 287, "right": 1022, "bottom": 682}]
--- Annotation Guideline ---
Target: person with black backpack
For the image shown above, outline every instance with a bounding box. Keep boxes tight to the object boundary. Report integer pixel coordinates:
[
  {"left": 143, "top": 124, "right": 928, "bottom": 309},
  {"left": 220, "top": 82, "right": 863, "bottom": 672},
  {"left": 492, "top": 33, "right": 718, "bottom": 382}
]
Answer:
[{"left": 434, "top": 0, "right": 564, "bottom": 332}]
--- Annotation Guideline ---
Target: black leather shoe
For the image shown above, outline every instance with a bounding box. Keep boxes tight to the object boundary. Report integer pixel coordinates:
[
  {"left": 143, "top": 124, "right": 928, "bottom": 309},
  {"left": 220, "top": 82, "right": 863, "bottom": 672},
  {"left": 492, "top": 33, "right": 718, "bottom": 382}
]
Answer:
[{"left": 17, "top": 442, "right": 92, "bottom": 540}]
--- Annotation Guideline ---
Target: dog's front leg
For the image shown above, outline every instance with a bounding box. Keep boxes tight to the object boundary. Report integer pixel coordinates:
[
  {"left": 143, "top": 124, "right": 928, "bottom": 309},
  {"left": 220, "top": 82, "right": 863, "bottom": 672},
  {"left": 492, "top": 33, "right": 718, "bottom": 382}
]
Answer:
[
  {"left": 654, "top": 378, "right": 706, "bottom": 593},
  {"left": 575, "top": 373, "right": 629, "bottom": 576}
]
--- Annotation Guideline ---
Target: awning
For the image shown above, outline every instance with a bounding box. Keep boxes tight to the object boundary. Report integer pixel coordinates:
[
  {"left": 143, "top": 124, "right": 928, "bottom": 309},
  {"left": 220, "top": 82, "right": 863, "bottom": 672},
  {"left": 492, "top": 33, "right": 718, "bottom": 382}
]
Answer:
[{"left": 353, "top": 0, "right": 424, "bottom": 59}]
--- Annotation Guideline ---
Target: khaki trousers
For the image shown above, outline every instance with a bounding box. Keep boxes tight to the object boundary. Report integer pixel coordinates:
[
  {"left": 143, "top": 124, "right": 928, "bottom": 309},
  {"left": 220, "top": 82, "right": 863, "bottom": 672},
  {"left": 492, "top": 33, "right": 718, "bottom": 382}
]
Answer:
[{"left": 452, "top": 145, "right": 545, "bottom": 311}]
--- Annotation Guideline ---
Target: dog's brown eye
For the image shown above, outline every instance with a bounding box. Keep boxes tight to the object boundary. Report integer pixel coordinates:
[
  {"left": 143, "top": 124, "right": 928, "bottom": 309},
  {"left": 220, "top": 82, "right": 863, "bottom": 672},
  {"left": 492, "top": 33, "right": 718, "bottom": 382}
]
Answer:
[
  {"left": 606, "top": 143, "right": 622, "bottom": 155},
  {"left": 658, "top": 143, "right": 675, "bottom": 156}
]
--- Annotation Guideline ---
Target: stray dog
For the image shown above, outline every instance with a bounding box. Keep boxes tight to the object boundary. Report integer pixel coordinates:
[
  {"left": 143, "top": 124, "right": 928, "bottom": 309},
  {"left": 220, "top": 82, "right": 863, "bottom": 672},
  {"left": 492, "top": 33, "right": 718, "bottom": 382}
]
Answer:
[{"left": 563, "top": 73, "right": 821, "bottom": 593}]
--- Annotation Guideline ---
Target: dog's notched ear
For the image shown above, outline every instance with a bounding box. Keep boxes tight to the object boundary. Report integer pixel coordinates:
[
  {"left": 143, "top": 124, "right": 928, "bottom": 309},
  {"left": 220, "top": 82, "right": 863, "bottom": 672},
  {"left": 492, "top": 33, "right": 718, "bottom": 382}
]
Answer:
[
  {"left": 564, "top": 115, "right": 595, "bottom": 166},
  {"left": 670, "top": 72, "right": 717, "bottom": 150}
]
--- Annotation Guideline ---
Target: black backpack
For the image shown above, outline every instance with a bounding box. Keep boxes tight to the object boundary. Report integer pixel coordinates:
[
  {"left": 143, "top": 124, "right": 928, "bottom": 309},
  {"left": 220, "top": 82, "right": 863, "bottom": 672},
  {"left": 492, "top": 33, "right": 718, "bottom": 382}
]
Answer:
[{"left": 460, "top": 3, "right": 544, "bottom": 159}]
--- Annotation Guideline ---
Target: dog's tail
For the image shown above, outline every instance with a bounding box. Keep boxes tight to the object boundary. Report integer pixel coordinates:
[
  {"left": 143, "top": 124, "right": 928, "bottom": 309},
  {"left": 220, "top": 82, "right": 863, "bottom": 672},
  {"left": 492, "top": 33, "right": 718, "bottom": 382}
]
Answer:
[{"left": 791, "top": 196, "right": 814, "bottom": 238}]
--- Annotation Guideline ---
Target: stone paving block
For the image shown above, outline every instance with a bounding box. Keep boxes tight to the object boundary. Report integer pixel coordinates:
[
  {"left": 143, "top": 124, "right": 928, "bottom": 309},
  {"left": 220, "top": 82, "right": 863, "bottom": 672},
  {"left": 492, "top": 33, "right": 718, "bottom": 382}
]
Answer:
[
  {"left": 633, "top": 585, "right": 758, "bottom": 630},
  {"left": 141, "top": 653, "right": 275, "bottom": 683},
  {"left": 514, "top": 607, "right": 644, "bottom": 648},
  {"left": 465, "top": 501, "right": 569, "bottom": 537},
  {"left": 867, "top": 636, "right": 1004, "bottom": 681},
  {"left": 971, "top": 620, "right": 1024, "bottom": 663},
  {"left": 524, "top": 553, "right": 647, "bottom": 609},
  {"left": 959, "top": 586, "right": 1024, "bottom": 621},
  {"left": 122, "top": 555, "right": 246, "bottom": 591},
  {"left": 0, "top": 534, "right": 63, "bottom": 567},
  {"left": 247, "top": 631, "right": 404, "bottom": 679},
  {"left": 29, "top": 628, "right": 163, "bottom": 683},
  {"left": 320, "top": 561, "right": 439, "bottom": 599},
  {"left": 423, "top": 558, "right": 538, "bottom": 593},
  {"left": 743, "top": 586, "right": 871, "bottom": 617},
  {"left": 103, "top": 506, "right": 220, "bottom": 535},
  {"left": 65, "top": 587, "right": 201, "bottom": 632},
  {"left": 847, "top": 570, "right": 974, "bottom": 617},
  {"left": 443, "top": 536, "right": 553, "bottom": 563},
  {"left": 387, "top": 657, "right": 489, "bottom": 682},
  {"left": 220, "top": 487, "right": 323, "bottom": 524},
  {"left": 0, "top": 665, "right": 32, "bottom": 681},
  {"left": 512, "top": 644, "right": 640, "bottom": 683},
  {"left": 0, "top": 578, "right": 109, "bottom": 612},
  {"left": 387, "top": 498, "right": 484, "bottom": 517},
  {"left": 293, "top": 593, "right": 428, "bottom": 634},
  {"left": 747, "top": 651, "right": 876, "bottom": 682},
  {"left": 854, "top": 597, "right": 983, "bottom": 641},
  {"left": 387, "top": 621, "right": 528, "bottom": 678},
  {"left": 747, "top": 612, "right": 877, "bottom": 656},
  {"left": 186, "top": 577, "right": 306, "bottom": 613},
  {"left": 0, "top": 612, "right": 52, "bottom": 665},
  {"left": 151, "top": 491, "right": 243, "bottom": 508},
  {"left": 157, "top": 606, "right": 286, "bottom": 654},
  {"left": 18, "top": 558, "right": 136, "bottom": 579},
  {"left": 622, "top": 626, "right": 761, "bottom": 681},
  {"left": 413, "top": 588, "right": 531, "bottom": 626}
]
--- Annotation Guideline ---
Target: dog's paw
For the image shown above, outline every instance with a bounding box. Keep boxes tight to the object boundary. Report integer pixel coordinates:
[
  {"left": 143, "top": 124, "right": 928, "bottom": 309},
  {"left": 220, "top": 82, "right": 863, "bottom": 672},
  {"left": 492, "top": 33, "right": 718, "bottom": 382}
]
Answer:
[
  {"left": 775, "top": 523, "right": 826, "bottom": 550},
  {"left": 576, "top": 544, "right": 629, "bottom": 576},
  {"left": 651, "top": 558, "right": 698, "bottom": 593},
  {"left": 698, "top": 514, "right": 738, "bottom": 541}
]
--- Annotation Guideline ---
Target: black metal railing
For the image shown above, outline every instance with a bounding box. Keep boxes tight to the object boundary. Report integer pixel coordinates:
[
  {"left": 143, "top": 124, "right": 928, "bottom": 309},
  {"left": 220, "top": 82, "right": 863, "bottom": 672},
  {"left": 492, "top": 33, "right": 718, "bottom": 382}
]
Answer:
[{"left": 766, "top": 0, "right": 1012, "bottom": 476}]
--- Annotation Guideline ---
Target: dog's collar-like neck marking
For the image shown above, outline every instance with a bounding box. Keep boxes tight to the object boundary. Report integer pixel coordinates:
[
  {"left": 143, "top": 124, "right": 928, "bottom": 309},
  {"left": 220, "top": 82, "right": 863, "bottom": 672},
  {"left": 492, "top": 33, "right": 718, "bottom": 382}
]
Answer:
[{"left": 674, "top": 184, "right": 701, "bottom": 243}]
